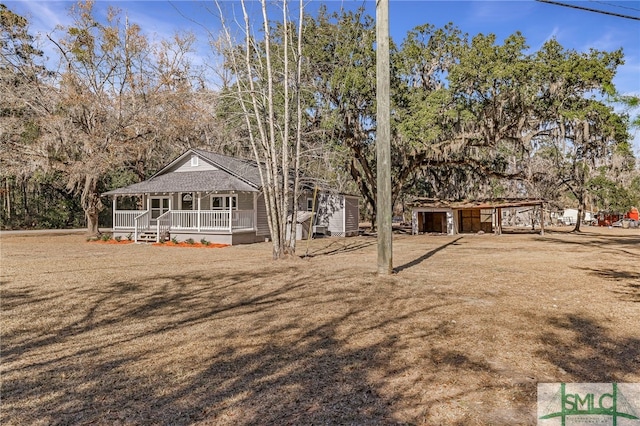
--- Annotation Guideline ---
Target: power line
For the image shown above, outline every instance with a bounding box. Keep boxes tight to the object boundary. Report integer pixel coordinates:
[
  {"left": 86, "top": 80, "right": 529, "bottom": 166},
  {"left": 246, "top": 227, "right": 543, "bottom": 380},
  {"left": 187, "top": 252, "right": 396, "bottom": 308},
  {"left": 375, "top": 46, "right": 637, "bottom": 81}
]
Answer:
[
  {"left": 536, "top": 0, "right": 640, "bottom": 20},
  {"left": 590, "top": 0, "right": 640, "bottom": 13}
]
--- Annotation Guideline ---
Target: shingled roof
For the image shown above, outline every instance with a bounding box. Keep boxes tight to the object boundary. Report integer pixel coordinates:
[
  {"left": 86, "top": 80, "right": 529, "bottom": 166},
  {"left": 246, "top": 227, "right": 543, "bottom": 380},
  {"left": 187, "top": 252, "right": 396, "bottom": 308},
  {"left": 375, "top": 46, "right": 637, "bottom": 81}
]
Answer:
[
  {"left": 102, "top": 149, "right": 262, "bottom": 196},
  {"left": 192, "top": 149, "right": 263, "bottom": 188}
]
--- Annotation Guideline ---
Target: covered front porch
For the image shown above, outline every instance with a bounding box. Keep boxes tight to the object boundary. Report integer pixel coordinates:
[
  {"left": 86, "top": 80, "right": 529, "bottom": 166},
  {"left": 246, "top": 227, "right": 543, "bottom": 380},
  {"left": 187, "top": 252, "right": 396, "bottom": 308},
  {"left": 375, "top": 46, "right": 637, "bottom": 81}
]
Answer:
[{"left": 110, "top": 192, "right": 257, "bottom": 244}]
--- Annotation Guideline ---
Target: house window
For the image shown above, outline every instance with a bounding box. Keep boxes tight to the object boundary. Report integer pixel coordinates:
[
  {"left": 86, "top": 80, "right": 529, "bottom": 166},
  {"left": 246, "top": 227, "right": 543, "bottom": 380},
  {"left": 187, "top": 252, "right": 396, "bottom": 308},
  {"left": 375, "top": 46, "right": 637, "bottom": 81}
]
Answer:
[
  {"left": 306, "top": 198, "right": 314, "bottom": 211},
  {"left": 191, "top": 155, "right": 198, "bottom": 167},
  {"left": 211, "top": 195, "right": 237, "bottom": 210},
  {"left": 211, "top": 196, "right": 223, "bottom": 209},
  {"left": 181, "top": 193, "right": 194, "bottom": 210}
]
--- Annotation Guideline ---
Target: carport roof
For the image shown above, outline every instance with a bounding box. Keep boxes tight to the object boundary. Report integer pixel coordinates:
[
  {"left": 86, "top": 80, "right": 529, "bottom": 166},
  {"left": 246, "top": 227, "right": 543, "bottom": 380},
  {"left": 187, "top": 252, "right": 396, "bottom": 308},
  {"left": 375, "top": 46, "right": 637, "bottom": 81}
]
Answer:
[{"left": 408, "top": 198, "right": 546, "bottom": 209}]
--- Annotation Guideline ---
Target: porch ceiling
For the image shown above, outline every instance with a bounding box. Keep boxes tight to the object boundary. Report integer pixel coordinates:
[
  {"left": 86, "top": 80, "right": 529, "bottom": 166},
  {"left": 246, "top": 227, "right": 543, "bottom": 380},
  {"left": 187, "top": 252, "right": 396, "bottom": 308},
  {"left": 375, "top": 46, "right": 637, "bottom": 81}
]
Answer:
[{"left": 102, "top": 170, "right": 259, "bottom": 196}]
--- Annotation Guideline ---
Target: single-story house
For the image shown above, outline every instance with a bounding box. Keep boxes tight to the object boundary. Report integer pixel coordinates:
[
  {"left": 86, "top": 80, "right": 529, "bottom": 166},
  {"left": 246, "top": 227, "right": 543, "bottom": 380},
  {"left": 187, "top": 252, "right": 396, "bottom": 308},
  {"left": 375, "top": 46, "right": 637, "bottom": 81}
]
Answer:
[
  {"left": 102, "top": 149, "right": 359, "bottom": 244},
  {"left": 408, "top": 198, "right": 546, "bottom": 236}
]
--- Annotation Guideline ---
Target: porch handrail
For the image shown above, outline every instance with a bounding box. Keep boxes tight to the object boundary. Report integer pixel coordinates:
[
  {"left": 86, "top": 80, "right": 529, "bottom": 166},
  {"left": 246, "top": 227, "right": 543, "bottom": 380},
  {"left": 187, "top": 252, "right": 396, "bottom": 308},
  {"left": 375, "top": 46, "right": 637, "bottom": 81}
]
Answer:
[
  {"left": 114, "top": 210, "right": 143, "bottom": 229},
  {"left": 156, "top": 210, "right": 171, "bottom": 243},
  {"left": 133, "top": 211, "right": 150, "bottom": 243}
]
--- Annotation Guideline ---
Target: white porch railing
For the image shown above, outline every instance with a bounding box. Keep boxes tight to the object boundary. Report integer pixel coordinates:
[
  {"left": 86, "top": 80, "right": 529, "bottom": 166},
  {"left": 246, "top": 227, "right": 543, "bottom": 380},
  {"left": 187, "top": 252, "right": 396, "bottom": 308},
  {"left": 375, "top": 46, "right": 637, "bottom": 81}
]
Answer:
[
  {"left": 171, "top": 211, "right": 198, "bottom": 230},
  {"left": 133, "top": 211, "right": 150, "bottom": 242},
  {"left": 156, "top": 211, "right": 171, "bottom": 242},
  {"left": 115, "top": 209, "right": 254, "bottom": 235},
  {"left": 199, "top": 210, "right": 231, "bottom": 230},
  {"left": 114, "top": 210, "right": 143, "bottom": 229}
]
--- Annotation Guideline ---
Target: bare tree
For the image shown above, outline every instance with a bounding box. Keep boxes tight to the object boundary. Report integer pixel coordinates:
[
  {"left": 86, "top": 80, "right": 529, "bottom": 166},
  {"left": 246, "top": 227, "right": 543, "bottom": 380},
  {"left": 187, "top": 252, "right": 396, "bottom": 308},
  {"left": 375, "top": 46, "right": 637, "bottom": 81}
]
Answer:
[{"left": 215, "top": 0, "right": 305, "bottom": 259}]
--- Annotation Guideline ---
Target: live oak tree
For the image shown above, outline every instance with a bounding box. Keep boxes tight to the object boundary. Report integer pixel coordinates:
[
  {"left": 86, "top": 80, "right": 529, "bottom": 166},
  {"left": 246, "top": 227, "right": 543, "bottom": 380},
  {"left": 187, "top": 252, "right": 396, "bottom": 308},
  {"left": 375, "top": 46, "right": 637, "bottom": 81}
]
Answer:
[
  {"left": 527, "top": 40, "right": 627, "bottom": 231},
  {"left": 47, "top": 0, "right": 204, "bottom": 234},
  {"left": 292, "top": 9, "right": 635, "bottom": 228},
  {"left": 302, "top": 14, "right": 532, "bottom": 223}
]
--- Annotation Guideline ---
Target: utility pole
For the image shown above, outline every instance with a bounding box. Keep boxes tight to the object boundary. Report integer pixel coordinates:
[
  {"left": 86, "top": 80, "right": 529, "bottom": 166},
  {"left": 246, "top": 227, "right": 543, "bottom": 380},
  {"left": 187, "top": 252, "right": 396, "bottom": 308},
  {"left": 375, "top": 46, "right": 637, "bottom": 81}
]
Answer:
[{"left": 376, "top": 0, "right": 392, "bottom": 275}]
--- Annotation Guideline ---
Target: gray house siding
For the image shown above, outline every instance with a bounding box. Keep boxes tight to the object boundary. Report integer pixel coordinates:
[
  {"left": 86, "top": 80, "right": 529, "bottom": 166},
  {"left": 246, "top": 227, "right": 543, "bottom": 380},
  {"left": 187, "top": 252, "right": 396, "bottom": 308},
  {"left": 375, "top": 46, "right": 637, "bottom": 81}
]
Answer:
[
  {"left": 256, "top": 194, "right": 270, "bottom": 236},
  {"left": 169, "top": 155, "right": 218, "bottom": 173},
  {"left": 238, "top": 193, "right": 253, "bottom": 210}
]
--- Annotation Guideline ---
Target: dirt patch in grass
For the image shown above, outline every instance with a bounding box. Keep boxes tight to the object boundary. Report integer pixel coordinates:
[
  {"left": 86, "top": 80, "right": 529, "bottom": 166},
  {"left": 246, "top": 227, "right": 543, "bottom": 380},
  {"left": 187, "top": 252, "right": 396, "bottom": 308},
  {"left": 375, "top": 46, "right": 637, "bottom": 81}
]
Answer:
[{"left": 1, "top": 227, "right": 639, "bottom": 425}]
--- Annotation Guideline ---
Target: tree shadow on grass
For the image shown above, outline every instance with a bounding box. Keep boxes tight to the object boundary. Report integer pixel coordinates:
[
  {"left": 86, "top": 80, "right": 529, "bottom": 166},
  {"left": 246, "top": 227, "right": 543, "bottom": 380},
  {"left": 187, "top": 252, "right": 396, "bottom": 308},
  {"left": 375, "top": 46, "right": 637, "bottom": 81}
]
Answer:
[
  {"left": 0, "top": 269, "right": 304, "bottom": 364},
  {"left": 534, "top": 233, "right": 640, "bottom": 257},
  {"left": 1, "top": 257, "right": 541, "bottom": 425},
  {"left": 1, "top": 267, "right": 420, "bottom": 425},
  {"left": 303, "top": 237, "right": 376, "bottom": 258},
  {"left": 5, "top": 318, "right": 403, "bottom": 425},
  {"left": 537, "top": 314, "right": 640, "bottom": 382},
  {"left": 577, "top": 266, "right": 640, "bottom": 302},
  {"left": 394, "top": 237, "right": 463, "bottom": 273}
]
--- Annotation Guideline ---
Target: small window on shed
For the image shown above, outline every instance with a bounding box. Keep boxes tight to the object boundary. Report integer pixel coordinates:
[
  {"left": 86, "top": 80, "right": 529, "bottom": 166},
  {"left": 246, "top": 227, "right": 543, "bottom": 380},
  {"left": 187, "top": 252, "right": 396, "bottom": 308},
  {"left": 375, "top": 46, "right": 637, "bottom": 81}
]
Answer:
[
  {"left": 306, "top": 198, "right": 314, "bottom": 211},
  {"left": 191, "top": 155, "right": 199, "bottom": 167}
]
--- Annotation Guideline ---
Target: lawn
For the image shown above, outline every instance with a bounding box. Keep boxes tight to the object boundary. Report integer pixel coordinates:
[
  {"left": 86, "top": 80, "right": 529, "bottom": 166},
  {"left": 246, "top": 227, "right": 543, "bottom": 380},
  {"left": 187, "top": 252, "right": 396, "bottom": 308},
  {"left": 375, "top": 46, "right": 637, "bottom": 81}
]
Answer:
[{"left": 1, "top": 227, "right": 639, "bottom": 425}]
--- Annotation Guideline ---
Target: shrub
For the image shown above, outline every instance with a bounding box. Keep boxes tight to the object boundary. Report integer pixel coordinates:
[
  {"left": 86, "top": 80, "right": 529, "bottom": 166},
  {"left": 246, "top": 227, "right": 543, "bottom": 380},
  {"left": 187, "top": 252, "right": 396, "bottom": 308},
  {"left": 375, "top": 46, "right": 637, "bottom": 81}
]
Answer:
[
  {"left": 186, "top": 238, "right": 195, "bottom": 245},
  {"left": 171, "top": 237, "right": 178, "bottom": 244},
  {"left": 101, "top": 233, "right": 111, "bottom": 241},
  {"left": 200, "top": 238, "right": 209, "bottom": 246},
  {"left": 126, "top": 233, "right": 133, "bottom": 241},
  {"left": 114, "top": 236, "right": 122, "bottom": 242}
]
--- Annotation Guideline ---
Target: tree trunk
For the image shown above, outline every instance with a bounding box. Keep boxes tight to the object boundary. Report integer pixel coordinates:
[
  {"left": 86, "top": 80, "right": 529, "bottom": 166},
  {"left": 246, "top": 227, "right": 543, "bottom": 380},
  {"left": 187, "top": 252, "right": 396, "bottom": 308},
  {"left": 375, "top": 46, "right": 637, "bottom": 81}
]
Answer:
[
  {"left": 81, "top": 176, "right": 102, "bottom": 235},
  {"left": 21, "top": 178, "right": 29, "bottom": 224},
  {"left": 573, "top": 206, "right": 583, "bottom": 232},
  {"left": 87, "top": 208, "right": 99, "bottom": 235}
]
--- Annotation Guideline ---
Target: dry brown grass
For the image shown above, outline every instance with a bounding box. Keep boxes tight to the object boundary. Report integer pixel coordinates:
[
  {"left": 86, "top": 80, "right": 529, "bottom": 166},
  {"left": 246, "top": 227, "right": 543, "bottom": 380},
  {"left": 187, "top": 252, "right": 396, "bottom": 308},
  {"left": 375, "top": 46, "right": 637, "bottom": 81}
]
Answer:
[{"left": 1, "top": 227, "right": 639, "bottom": 425}]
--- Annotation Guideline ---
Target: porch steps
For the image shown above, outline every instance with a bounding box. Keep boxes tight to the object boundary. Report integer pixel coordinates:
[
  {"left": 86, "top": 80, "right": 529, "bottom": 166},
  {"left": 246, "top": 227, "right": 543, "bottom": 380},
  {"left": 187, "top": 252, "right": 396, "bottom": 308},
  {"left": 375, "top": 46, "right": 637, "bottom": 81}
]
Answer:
[{"left": 136, "top": 232, "right": 170, "bottom": 243}]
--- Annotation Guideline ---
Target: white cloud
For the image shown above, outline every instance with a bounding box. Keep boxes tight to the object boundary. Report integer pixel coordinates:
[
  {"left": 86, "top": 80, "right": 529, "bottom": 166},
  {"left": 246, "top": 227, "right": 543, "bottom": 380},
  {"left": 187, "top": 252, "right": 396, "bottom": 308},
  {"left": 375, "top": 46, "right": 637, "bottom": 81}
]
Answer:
[{"left": 10, "top": 1, "right": 69, "bottom": 32}]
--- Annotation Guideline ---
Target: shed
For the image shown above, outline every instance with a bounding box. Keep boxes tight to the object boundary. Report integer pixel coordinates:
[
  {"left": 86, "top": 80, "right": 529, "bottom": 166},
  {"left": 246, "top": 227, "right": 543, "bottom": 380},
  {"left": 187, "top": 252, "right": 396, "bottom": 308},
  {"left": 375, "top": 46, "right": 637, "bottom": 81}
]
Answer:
[
  {"left": 408, "top": 198, "right": 546, "bottom": 235},
  {"left": 314, "top": 193, "right": 360, "bottom": 237}
]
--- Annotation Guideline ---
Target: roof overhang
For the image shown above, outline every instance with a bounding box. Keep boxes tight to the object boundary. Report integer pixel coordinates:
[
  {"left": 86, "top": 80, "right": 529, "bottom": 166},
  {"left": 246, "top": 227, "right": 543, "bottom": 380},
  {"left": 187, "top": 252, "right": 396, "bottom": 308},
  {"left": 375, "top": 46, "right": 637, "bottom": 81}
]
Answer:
[{"left": 102, "top": 170, "right": 259, "bottom": 196}]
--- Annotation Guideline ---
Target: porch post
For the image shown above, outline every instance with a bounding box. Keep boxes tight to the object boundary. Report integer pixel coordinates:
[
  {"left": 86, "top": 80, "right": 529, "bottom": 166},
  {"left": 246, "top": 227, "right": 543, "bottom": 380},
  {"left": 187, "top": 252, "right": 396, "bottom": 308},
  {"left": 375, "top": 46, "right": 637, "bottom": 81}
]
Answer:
[
  {"left": 229, "top": 199, "right": 233, "bottom": 232},
  {"left": 540, "top": 203, "right": 545, "bottom": 236},
  {"left": 197, "top": 192, "right": 201, "bottom": 232},
  {"left": 112, "top": 196, "right": 117, "bottom": 230}
]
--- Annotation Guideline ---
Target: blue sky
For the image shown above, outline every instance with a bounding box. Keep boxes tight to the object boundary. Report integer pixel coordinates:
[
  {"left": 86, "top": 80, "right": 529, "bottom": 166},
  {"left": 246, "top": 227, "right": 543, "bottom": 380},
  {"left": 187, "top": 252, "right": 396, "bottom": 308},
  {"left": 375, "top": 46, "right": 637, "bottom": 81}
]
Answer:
[{"left": 6, "top": 0, "right": 640, "bottom": 151}]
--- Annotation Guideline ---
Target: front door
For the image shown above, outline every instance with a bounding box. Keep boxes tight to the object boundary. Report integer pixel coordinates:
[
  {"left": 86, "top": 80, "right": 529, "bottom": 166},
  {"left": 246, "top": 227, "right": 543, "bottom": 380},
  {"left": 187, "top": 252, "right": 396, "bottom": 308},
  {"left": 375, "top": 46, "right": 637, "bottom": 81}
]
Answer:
[{"left": 150, "top": 197, "right": 170, "bottom": 225}]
